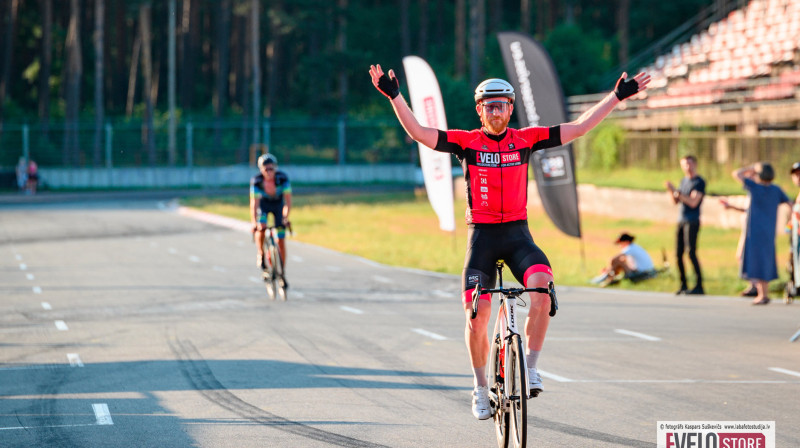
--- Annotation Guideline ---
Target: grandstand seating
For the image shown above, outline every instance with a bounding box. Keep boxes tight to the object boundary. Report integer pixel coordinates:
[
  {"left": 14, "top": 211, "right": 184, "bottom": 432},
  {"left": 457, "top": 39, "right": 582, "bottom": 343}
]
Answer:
[{"left": 641, "top": 0, "right": 800, "bottom": 109}]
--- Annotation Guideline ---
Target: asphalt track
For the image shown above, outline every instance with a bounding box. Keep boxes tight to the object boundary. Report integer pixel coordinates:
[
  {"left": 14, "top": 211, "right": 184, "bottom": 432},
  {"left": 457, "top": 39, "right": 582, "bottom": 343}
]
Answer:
[{"left": 1, "top": 196, "right": 799, "bottom": 447}]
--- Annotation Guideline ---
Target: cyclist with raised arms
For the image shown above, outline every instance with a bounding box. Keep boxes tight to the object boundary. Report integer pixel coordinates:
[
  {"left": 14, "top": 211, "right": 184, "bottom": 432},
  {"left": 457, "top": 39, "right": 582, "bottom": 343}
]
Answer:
[
  {"left": 251, "top": 153, "right": 292, "bottom": 285},
  {"left": 369, "top": 63, "right": 649, "bottom": 420}
]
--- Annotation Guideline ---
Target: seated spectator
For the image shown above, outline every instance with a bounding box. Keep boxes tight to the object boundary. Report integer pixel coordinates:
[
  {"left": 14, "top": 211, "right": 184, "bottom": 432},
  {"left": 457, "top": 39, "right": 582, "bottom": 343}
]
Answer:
[{"left": 590, "top": 233, "right": 656, "bottom": 286}]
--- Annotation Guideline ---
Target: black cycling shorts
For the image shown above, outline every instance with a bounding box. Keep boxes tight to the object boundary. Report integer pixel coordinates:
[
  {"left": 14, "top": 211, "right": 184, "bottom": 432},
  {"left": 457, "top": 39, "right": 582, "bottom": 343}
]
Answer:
[
  {"left": 462, "top": 220, "right": 552, "bottom": 302},
  {"left": 257, "top": 202, "right": 285, "bottom": 229}
]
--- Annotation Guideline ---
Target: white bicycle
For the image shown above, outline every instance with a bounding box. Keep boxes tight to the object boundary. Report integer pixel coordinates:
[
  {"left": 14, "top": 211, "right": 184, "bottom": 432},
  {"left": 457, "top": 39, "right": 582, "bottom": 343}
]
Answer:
[{"left": 470, "top": 261, "right": 558, "bottom": 448}]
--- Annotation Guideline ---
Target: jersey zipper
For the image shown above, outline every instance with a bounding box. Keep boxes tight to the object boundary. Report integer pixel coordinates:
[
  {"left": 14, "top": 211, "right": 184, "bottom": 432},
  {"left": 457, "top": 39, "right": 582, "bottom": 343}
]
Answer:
[{"left": 498, "top": 138, "right": 504, "bottom": 223}]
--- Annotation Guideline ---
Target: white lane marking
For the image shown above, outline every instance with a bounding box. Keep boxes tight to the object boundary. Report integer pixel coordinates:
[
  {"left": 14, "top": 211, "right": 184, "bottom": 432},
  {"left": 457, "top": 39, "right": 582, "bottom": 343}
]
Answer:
[
  {"left": 325, "top": 266, "right": 342, "bottom": 272},
  {"left": 791, "top": 328, "right": 800, "bottom": 343},
  {"left": 372, "top": 275, "right": 393, "bottom": 284},
  {"left": 67, "top": 353, "right": 84, "bottom": 367},
  {"left": 26, "top": 273, "right": 34, "bottom": 280},
  {"left": 93, "top": 403, "right": 114, "bottom": 425},
  {"left": 433, "top": 289, "right": 452, "bottom": 299},
  {"left": 0, "top": 423, "right": 96, "bottom": 431},
  {"left": 412, "top": 328, "right": 447, "bottom": 341},
  {"left": 212, "top": 266, "right": 227, "bottom": 272},
  {"left": 19, "top": 263, "right": 27, "bottom": 270},
  {"left": 249, "top": 276, "right": 262, "bottom": 283},
  {"left": 188, "top": 255, "right": 201, "bottom": 263},
  {"left": 290, "top": 255, "right": 304, "bottom": 263},
  {"left": 546, "top": 336, "right": 635, "bottom": 341},
  {"left": 54, "top": 321, "right": 69, "bottom": 331},
  {"left": 293, "top": 291, "right": 305, "bottom": 298},
  {"left": 538, "top": 369, "right": 574, "bottom": 383},
  {"left": 567, "top": 379, "right": 798, "bottom": 384},
  {"left": 168, "top": 248, "right": 178, "bottom": 254},
  {"left": 176, "top": 206, "right": 252, "bottom": 232},
  {"left": 614, "top": 329, "right": 661, "bottom": 341},
  {"left": 41, "top": 302, "right": 52, "bottom": 310},
  {"left": 32, "top": 286, "right": 42, "bottom": 294},
  {"left": 769, "top": 367, "right": 800, "bottom": 378},
  {"left": 340, "top": 306, "right": 364, "bottom": 315}
]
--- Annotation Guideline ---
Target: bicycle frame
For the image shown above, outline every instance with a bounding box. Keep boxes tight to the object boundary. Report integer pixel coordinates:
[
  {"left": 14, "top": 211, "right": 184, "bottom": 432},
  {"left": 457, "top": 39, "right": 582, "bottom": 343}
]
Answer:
[
  {"left": 470, "top": 261, "right": 558, "bottom": 399},
  {"left": 470, "top": 261, "right": 558, "bottom": 448},
  {"left": 493, "top": 287, "right": 527, "bottom": 400}
]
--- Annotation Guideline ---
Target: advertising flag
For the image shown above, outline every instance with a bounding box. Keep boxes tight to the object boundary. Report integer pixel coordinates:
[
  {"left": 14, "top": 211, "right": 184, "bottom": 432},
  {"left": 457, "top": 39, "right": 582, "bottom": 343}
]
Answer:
[
  {"left": 497, "top": 31, "right": 582, "bottom": 238},
  {"left": 402, "top": 55, "right": 456, "bottom": 232}
]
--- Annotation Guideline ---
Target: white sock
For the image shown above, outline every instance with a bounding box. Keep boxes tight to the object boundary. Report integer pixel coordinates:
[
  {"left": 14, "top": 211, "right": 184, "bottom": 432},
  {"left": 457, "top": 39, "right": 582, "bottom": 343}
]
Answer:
[
  {"left": 473, "top": 365, "right": 487, "bottom": 388},
  {"left": 526, "top": 350, "right": 541, "bottom": 370}
]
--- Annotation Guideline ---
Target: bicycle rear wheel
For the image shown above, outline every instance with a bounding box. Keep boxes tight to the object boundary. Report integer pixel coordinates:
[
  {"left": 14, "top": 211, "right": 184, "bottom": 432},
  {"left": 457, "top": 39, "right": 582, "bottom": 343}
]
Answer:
[
  {"left": 507, "top": 334, "right": 527, "bottom": 448},
  {"left": 273, "top": 243, "right": 287, "bottom": 301},
  {"left": 490, "top": 332, "right": 510, "bottom": 448}
]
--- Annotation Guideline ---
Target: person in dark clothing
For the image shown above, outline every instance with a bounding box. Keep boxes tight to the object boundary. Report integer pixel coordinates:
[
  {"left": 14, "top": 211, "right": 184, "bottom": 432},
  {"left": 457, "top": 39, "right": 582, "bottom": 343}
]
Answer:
[{"left": 665, "top": 155, "right": 705, "bottom": 295}]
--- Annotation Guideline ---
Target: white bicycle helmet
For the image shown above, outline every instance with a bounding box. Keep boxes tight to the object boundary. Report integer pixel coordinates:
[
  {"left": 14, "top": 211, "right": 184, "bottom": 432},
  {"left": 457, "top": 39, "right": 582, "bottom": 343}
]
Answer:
[
  {"left": 474, "top": 78, "right": 515, "bottom": 104},
  {"left": 257, "top": 153, "right": 278, "bottom": 167}
]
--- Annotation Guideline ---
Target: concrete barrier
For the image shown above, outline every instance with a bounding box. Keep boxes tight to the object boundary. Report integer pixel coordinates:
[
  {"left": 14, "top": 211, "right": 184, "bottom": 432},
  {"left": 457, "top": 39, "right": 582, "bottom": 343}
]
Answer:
[
  {"left": 453, "top": 177, "right": 783, "bottom": 230},
  {"left": 39, "top": 164, "right": 420, "bottom": 189}
]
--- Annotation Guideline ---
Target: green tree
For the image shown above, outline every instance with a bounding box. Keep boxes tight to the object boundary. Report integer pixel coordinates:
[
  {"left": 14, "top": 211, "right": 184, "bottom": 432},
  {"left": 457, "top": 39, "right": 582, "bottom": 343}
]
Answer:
[{"left": 544, "top": 23, "right": 610, "bottom": 96}]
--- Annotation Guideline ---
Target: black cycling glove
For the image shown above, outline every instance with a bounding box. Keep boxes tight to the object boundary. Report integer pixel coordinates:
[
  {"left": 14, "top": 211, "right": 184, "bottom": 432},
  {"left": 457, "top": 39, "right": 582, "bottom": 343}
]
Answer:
[
  {"left": 375, "top": 73, "right": 400, "bottom": 100},
  {"left": 614, "top": 75, "right": 639, "bottom": 101}
]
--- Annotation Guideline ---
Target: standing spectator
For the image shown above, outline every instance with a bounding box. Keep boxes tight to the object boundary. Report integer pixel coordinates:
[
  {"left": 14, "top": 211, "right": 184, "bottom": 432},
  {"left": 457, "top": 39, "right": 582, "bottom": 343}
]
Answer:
[
  {"left": 15, "top": 157, "right": 27, "bottom": 192},
  {"left": 665, "top": 155, "right": 705, "bottom": 295},
  {"left": 733, "top": 162, "right": 792, "bottom": 305},
  {"left": 26, "top": 159, "right": 38, "bottom": 195}
]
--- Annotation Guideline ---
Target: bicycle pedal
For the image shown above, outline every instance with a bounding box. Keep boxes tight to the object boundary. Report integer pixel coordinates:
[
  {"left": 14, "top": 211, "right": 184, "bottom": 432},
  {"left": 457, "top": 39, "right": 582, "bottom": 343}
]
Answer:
[{"left": 529, "top": 389, "right": 541, "bottom": 398}]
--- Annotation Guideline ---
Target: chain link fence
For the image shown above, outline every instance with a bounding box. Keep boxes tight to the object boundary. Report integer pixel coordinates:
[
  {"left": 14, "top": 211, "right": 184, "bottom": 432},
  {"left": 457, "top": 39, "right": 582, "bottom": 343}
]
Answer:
[{"left": 0, "top": 118, "right": 417, "bottom": 169}]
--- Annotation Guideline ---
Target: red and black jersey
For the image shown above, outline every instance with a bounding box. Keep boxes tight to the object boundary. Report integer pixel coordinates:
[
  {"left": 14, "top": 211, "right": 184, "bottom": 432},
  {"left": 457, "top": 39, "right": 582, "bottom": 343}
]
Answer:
[{"left": 434, "top": 126, "right": 562, "bottom": 224}]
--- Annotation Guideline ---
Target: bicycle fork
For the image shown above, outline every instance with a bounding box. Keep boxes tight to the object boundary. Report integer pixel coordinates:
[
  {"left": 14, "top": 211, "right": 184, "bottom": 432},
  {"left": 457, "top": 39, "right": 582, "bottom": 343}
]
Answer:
[{"left": 495, "top": 262, "right": 530, "bottom": 402}]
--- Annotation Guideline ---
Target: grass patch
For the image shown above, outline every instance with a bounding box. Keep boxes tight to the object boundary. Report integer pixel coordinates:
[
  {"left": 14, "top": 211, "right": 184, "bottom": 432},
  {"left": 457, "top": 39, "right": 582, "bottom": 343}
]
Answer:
[
  {"left": 577, "top": 167, "right": 748, "bottom": 196},
  {"left": 182, "top": 191, "right": 792, "bottom": 297}
]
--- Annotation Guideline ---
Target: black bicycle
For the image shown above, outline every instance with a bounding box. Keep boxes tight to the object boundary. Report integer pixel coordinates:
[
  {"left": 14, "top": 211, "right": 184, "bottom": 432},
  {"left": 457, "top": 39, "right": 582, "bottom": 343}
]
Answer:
[
  {"left": 260, "top": 224, "right": 289, "bottom": 301},
  {"left": 471, "top": 261, "right": 558, "bottom": 448}
]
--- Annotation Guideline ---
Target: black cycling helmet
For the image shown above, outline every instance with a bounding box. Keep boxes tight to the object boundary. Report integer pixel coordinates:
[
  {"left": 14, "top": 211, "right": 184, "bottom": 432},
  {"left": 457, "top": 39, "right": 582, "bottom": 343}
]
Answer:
[
  {"left": 474, "top": 78, "right": 515, "bottom": 104},
  {"left": 257, "top": 153, "right": 278, "bottom": 167}
]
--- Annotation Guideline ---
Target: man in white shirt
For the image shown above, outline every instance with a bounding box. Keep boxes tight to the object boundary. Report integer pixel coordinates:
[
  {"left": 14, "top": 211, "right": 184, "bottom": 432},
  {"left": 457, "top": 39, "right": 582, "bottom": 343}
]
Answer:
[{"left": 591, "top": 233, "right": 655, "bottom": 285}]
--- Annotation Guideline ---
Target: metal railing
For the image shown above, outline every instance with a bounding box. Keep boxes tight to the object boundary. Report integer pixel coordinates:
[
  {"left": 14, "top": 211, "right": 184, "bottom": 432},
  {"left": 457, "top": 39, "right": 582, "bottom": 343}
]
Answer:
[{"left": 0, "top": 118, "right": 416, "bottom": 169}]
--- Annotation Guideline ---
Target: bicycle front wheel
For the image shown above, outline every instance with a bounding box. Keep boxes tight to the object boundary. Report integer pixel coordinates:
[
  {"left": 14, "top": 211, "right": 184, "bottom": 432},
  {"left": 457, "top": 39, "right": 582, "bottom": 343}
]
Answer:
[
  {"left": 490, "top": 332, "right": 509, "bottom": 448},
  {"left": 507, "top": 334, "right": 527, "bottom": 448},
  {"left": 273, "top": 243, "right": 287, "bottom": 301},
  {"left": 263, "top": 241, "right": 277, "bottom": 301}
]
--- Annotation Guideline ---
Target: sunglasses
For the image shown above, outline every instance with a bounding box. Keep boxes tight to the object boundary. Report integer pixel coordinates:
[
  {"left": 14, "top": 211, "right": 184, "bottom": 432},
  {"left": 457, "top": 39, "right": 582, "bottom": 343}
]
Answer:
[
  {"left": 262, "top": 166, "right": 275, "bottom": 172},
  {"left": 480, "top": 101, "right": 511, "bottom": 114}
]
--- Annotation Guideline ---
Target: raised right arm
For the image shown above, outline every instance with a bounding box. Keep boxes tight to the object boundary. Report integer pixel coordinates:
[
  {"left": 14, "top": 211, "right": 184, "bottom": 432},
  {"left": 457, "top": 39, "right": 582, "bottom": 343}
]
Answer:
[{"left": 369, "top": 64, "right": 439, "bottom": 149}]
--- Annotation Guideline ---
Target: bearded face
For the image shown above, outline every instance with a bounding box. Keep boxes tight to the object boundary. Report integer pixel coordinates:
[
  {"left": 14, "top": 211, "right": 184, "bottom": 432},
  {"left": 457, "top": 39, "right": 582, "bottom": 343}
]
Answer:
[{"left": 476, "top": 99, "right": 513, "bottom": 135}]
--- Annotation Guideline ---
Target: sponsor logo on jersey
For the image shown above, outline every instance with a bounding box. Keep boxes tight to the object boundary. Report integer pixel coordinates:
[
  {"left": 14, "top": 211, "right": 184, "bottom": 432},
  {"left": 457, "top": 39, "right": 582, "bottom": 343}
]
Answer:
[
  {"left": 477, "top": 151, "right": 501, "bottom": 166},
  {"left": 501, "top": 152, "right": 521, "bottom": 164},
  {"left": 476, "top": 150, "right": 523, "bottom": 167}
]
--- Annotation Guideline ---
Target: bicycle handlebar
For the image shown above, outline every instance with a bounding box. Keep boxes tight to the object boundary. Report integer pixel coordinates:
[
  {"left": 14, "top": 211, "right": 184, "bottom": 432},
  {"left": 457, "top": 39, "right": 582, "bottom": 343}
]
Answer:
[{"left": 470, "top": 281, "right": 559, "bottom": 319}]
